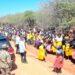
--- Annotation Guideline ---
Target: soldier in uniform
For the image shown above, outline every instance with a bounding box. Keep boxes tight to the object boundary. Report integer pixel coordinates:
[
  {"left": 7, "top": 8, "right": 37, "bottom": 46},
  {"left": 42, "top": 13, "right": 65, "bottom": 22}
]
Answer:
[{"left": 0, "top": 44, "right": 11, "bottom": 75}]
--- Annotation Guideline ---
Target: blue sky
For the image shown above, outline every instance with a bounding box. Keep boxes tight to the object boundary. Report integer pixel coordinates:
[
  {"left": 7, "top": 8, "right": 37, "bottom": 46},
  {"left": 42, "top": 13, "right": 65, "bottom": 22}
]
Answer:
[{"left": 0, "top": 0, "right": 48, "bottom": 17}]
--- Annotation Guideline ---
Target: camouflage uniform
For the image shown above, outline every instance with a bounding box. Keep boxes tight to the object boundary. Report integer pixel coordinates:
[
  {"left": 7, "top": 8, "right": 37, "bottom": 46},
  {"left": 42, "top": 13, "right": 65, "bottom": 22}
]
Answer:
[{"left": 0, "top": 50, "right": 11, "bottom": 75}]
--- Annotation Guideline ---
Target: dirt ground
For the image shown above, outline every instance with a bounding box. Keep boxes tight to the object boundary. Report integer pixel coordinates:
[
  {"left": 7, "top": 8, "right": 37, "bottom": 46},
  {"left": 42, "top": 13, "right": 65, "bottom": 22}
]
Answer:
[{"left": 10, "top": 41, "right": 75, "bottom": 75}]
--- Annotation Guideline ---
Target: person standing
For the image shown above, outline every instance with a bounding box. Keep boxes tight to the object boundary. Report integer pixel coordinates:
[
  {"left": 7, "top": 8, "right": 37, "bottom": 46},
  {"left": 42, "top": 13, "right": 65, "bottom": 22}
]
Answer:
[
  {"left": 53, "top": 50, "right": 64, "bottom": 73},
  {"left": 0, "top": 44, "right": 11, "bottom": 75},
  {"left": 19, "top": 35, "right": 27, "bottom": 63},
  {"left": 37, "top": 40, "right": 46, "bottom": 61},
  {"left": 15, "top": 34, "right": 20, "bottom": 54}
]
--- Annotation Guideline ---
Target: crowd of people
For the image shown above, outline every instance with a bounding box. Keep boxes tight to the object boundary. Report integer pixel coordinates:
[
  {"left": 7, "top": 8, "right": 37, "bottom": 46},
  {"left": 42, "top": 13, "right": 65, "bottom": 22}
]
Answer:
[
  {"left": 0, "top": 25, "right": 75, "bottom": 74},
  {"left": 25, "top": 27, "right": 75, "bottom": 73}
]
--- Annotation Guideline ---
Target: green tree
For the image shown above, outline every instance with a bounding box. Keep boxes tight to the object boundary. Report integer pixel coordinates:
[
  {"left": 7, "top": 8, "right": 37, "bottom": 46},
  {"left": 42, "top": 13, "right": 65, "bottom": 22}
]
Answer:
[
  {"left": 24, "top": 10, "right": 36, "bottom": 28},
  {"left": 49, "top": 0, "right": 75, "bottom": 27}
]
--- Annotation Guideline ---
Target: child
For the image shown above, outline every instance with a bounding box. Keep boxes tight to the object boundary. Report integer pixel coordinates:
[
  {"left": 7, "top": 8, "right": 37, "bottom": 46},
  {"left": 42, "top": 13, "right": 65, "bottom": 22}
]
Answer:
[{"left": 53, "top": 50, "right": 64, "bottom": 73}]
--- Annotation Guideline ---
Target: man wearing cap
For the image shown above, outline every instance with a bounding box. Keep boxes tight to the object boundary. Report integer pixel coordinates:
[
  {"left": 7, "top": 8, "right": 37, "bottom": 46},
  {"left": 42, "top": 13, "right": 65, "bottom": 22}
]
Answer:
[{"left": 0, "top": 44, "right": 11, "bottom": 75}]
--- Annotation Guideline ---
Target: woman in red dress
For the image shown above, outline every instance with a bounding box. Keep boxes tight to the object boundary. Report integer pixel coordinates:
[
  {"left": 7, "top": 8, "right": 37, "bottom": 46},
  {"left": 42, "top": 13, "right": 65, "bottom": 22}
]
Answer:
[{"left": 53, "top": 50, "right": 64, "bottom": 73}]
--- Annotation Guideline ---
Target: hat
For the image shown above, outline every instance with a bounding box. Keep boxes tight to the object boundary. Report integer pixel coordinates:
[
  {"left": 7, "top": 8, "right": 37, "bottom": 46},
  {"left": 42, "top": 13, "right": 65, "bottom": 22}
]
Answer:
[{"left": 2, "top": 44, "right": 8, "bottom": 49}]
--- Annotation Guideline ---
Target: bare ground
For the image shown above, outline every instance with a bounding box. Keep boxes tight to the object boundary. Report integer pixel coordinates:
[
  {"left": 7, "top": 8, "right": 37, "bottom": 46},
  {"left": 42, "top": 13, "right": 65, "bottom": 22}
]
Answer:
[{"left": 10, "top": 41, "right": 74, "bottom": 75}]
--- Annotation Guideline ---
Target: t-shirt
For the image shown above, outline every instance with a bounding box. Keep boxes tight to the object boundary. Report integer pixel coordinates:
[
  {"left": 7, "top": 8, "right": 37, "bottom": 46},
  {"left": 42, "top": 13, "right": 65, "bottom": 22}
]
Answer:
[
  {"left": 19, "top": 39, "right": 26, "bottom": 53},
  {"left": 15, "top": 35, "right": 20, "bottom": 44}
]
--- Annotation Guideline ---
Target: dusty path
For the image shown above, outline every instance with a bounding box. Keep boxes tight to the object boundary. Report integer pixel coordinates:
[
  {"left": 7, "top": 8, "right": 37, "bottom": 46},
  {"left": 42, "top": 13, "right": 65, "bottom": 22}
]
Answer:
[
  {"left": 10, "top": 41, "right": 74, "bottom": 75},
  {"left": 26, "top": 45, "right": 75, "bottom": 75}
]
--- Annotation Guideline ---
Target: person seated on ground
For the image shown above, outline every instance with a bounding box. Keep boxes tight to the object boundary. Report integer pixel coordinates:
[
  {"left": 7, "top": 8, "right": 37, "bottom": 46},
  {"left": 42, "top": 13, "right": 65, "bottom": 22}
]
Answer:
[{"left": 0, "top": 44, "right": 11, "bottom": 75}]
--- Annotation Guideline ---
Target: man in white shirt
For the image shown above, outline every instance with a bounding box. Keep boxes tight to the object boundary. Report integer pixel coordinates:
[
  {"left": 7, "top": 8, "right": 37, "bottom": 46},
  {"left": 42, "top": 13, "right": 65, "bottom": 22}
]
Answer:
[
  {"left": 19, "top": 36, "right": 27, "bottom": 63},
  {"left": 15, "top": 34, "right": 20, "bottom": 54}
]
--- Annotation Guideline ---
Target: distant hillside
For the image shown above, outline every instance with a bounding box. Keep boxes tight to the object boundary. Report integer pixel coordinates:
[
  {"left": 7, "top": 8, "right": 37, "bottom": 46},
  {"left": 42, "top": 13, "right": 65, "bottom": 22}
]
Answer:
[
  {"left": 0, "top": 10, "right": 37, "bottom": 30},
  {"left": 0, "top": 13, "right": 25, "bottom": 24}
]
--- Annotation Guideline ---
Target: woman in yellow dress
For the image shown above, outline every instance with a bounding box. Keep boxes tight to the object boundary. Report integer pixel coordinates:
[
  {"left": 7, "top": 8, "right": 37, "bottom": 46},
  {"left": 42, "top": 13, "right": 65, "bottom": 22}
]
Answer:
[{"left": 37, "top": 40, "right": 46, "bottom": 61}]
